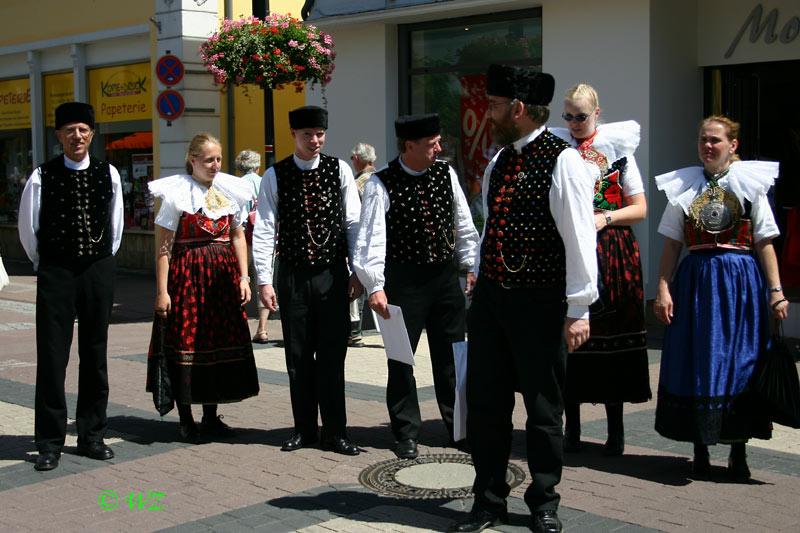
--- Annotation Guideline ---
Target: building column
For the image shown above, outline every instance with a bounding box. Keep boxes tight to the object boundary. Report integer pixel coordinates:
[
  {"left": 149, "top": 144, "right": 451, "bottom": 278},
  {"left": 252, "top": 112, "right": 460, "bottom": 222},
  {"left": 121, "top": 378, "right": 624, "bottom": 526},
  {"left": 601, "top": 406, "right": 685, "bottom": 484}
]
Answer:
[
  {"left": 27, "top": 50, "right": 44, "bottom": 167},
  {"left": 70, "top": 44, "right": 87, "bottom": 102},
  {"left": 153, "top": 0, "right": 221, "bottom": 177}
]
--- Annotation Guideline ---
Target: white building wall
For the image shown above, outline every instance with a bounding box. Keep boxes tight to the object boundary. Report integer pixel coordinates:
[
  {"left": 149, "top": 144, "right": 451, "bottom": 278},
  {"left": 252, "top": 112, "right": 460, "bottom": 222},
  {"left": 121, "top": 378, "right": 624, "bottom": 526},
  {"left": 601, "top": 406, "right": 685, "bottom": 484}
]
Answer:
[
  {"left": 306, "top": 22, "right": 396, "bottom": 167},
  {"left": 541, "top": 0, "right": 654, "bottom": 293}
]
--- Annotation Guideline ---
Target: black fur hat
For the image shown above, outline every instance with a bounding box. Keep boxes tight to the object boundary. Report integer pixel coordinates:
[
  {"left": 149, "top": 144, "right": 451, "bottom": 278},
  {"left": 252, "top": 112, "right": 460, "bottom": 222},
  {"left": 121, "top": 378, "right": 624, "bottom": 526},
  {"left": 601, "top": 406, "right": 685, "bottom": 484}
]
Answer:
[
  {"left": 289, "top": 105, "right": 328, "bottom": 129},
  {"left": 55, "top": 102, "right": 95, "bottom": 130},
  {"left": 486, "top": 64, "right": 555, "bottom": 106},
  {"left": 394, "top": 113, "right": 441, "bottom": 140}
]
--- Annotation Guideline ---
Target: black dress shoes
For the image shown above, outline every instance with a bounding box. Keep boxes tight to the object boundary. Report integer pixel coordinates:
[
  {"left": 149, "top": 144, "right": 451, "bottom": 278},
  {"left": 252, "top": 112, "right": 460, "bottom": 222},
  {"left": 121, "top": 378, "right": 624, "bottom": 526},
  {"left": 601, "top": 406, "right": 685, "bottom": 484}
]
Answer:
[
  {"left": 281, "top": 433, "right": 317, "bottom": 452},
  {"left": 447, "top": 507, "right": 508, "bottom": 532},
  {"left": 201, "top": 415, "right": 235, "bottom": 438},
  {"left": 321, "top": 436, "right": 360, "bottom": 456},
  {"left": 77, "top": 441, "right": 115, "bottom": 461},
  {"left": 34, "top": 452, "right": 60, "bottom": 471},
  {"left": 394, "top": 438, "right": 418, "bottom": 459},
  {"left": 530, "top": 510, "right": 563, "bottom": 533}
]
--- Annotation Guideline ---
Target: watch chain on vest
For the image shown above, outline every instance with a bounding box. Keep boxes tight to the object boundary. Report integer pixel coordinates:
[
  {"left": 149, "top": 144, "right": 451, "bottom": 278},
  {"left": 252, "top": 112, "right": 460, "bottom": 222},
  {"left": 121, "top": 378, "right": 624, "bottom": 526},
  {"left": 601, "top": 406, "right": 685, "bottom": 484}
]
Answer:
[
  {"left": 37, "top": 156, "right": 113, "bottom": 264},
  {"left": 274, "top": 153, "right": 345, "bottom": 267},
  {"left": 377, "top": 158, "right": 455, "bottom": 265},
  {"left": 480, "top": 131, "right": 569, "bottom": 289}
]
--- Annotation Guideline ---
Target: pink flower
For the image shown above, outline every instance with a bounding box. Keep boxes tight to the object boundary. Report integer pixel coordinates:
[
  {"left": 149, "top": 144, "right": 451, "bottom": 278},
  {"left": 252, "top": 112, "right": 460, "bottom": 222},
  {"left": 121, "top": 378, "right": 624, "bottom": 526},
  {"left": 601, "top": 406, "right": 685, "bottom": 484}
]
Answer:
[{"left": 288, "top": 39, "right": 299, "bottom": 47}]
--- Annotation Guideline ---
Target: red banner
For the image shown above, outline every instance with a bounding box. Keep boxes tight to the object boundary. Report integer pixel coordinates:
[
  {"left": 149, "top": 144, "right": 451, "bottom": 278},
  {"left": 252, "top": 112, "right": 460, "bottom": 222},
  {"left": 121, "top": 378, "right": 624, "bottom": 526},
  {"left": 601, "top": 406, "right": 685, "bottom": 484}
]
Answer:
[{"left": 459, "top": 74, "right": 495, "bottom": 200}]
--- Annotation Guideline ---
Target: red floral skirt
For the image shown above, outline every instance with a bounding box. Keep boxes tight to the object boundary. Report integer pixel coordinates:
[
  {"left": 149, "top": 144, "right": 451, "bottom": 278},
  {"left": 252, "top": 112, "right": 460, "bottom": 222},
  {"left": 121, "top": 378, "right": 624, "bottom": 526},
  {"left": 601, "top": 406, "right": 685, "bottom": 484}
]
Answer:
[
  {"left": 148, "top": 241, "right": 259, "bottom": 404},
  {"left": 565, "top": 226, "right": 651, "bottom": 404}
]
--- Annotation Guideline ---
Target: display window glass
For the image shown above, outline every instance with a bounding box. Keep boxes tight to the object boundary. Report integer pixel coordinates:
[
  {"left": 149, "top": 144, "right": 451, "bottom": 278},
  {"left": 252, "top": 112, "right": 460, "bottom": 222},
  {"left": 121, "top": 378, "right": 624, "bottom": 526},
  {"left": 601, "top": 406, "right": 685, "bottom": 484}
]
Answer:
[{"left": 400, "top": 9, "right": 542, "bottom": 227}]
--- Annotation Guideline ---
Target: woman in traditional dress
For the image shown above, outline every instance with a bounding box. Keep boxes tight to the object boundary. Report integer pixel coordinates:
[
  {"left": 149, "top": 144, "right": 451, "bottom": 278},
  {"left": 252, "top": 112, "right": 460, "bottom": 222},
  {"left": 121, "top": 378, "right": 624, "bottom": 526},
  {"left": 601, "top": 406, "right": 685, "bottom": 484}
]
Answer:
[
  {"left": 654, "top": 116, "right": 789, "bottom": 480},
  {"left": 551, "top": 83, "right": 651, "bottom": 456},
  {"left": 148, "top": 133, "right": 260, "bottom": 442}
]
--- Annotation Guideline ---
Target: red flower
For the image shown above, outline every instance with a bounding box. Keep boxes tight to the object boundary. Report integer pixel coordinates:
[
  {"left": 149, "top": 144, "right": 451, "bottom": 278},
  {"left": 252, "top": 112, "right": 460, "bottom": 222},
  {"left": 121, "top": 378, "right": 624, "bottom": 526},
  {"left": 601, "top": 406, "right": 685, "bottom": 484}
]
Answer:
[
  {"left": 273, "top": 48, "right": 281, "bottom": 55},
  {"left": 252, "top": 53, "right": 261, "bottom": 60},
  {"left": 270, "top": 26, "right": 279, "bottom": 34}
]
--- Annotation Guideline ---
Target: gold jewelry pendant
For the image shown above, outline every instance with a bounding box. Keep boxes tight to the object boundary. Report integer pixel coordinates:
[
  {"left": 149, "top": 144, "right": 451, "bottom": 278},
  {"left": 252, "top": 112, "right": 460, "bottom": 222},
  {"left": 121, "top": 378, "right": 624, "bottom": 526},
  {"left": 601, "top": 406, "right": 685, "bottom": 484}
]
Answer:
[{"left": 688, "top": 186, "right": 741, "bottom": 234}]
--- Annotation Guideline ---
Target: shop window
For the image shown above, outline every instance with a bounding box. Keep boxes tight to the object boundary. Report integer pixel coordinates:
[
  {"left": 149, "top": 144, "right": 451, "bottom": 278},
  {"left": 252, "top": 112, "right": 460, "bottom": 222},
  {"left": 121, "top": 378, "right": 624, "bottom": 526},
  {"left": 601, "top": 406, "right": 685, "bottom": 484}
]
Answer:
[
  {"left": 0, "top": 130, "right": 32, "bottom": 224},
  {"left": 399, "top": 9, "right": 542, "bottom": 225}
]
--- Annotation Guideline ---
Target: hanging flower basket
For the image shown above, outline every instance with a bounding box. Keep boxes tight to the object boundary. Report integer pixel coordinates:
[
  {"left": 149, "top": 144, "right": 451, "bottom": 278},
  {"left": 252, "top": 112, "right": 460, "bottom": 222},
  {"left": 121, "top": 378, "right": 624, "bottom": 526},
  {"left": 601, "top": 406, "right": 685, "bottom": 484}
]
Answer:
[{"left": 199, "top": 14, "right": 335, "bottom": 92}]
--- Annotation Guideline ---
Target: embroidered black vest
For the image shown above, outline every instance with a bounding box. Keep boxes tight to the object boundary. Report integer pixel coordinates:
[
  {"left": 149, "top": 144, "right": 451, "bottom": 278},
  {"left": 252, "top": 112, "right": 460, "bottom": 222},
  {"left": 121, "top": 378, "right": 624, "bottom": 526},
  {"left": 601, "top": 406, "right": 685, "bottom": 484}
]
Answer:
[
  {"left": 275, "top": 154, "right": 345, "bottom": 267},
  {"left": 37, "top": 156, "right": 113, "bottom": 264},
  {"left": 479, "top": 131, "right": 570, "bottom": 289},
  {"left": 377, "top": 158, "right": 455, "bottom": 265}
]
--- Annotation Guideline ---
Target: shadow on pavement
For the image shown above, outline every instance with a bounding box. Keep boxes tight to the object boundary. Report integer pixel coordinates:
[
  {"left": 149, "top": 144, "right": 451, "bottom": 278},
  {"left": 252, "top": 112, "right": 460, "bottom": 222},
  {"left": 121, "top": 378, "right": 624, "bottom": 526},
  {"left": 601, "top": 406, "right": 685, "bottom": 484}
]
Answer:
[
  {"left": 264, "top": 489, "right": 533, "bottom": 532},
  {"left": 563, "top": 441, "right": 767, "bottom": 486}
]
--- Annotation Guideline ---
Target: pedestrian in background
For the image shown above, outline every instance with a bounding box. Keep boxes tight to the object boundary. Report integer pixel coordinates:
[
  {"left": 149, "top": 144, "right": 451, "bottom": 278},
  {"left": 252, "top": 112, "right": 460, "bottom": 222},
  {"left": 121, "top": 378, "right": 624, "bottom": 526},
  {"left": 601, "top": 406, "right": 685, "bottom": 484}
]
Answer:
[
  {"left": 347, "top": 142, "right": 377, "bottom": 347},
  {"left": 19, "top": 102, "right": 124, "bottom": 471},
  {"left": 551, "top": 83, "right": 651, "bottom": 457},
  {"left": 148, "top": 133, "right": 259, "bottom": 443},
  {"left": 354, "top": 114, "right": 479, "bottom": 460},
  {"left": 252, "top": 106, "right": 363, "bottom": 456},
  {"left": 235, "top": 149, "right": 272, "bottom": 344}
]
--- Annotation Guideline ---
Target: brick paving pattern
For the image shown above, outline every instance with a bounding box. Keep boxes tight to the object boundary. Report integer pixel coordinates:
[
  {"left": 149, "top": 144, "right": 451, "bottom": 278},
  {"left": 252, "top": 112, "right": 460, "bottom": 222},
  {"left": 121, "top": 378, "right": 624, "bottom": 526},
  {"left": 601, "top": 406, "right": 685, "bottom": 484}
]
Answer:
[{"left": 0, "top": 261, "right": 798, "bottom": 532}]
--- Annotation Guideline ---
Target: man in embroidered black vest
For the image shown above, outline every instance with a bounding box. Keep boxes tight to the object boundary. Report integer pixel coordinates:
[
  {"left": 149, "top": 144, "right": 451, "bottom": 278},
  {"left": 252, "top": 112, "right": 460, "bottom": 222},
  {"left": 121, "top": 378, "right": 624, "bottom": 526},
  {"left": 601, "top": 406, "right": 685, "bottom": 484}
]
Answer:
[
  {"left": 252, "top": 105, "right": 363, "bottom": 455},
  {"left": 447, "top": 67, "right": 598, "bottom": 533},
  {"left": 353, "top": 114, "right": 479, "bottom": 460},
  {"left": 18, "top": 102, "right": 124, "bottom": 471}
]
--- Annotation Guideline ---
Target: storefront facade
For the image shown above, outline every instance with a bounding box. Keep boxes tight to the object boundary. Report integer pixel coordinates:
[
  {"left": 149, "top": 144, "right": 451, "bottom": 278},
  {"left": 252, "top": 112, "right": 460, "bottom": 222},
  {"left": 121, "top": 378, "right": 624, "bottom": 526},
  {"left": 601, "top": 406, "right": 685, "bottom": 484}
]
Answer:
[
  {"left": 0, "top": 0, "right": 305, "bottom": 270},
  {"left": 304, "top": 0, "right": 799, "bottom": 333}
]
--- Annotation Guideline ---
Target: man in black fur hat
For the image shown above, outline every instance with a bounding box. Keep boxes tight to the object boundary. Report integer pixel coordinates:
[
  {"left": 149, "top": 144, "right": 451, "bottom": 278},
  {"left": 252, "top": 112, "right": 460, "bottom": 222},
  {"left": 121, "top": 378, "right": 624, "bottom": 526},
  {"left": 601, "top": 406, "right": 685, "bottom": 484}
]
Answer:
[
  {"left": 18, "top": 101, "right": 124, "bottom": 471},
  {"left": 353, "top": 113, "right": 479, "bottom": 460},
  {"left": 252, "top": 105, "right": 363, "bottom": 455},
  {"left": 447, "top": 66, "right": 598, "bottom": 533}
]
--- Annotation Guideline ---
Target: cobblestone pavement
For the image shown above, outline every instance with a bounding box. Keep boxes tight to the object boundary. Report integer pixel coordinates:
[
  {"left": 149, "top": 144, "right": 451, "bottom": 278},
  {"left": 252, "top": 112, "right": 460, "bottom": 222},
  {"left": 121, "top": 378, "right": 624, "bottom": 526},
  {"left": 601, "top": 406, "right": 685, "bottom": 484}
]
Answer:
[{"left": 0, "top": 261, "right": 798, "bottom": 532}]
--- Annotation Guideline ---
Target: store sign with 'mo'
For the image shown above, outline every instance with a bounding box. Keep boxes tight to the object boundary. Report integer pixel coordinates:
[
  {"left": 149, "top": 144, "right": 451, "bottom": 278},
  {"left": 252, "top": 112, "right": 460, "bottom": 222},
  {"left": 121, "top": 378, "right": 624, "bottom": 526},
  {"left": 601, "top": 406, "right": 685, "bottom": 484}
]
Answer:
[{"left": 89, "top": 62, "right": 151, "bottom": 123}]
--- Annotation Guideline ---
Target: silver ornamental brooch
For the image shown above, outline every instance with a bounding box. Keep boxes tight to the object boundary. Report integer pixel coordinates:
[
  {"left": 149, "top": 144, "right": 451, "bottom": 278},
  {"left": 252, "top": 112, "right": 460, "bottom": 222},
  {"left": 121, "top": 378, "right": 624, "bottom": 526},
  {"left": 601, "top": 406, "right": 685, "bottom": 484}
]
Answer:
[{"left": 688, "top": 186, "right": 741, "bottom": 233}]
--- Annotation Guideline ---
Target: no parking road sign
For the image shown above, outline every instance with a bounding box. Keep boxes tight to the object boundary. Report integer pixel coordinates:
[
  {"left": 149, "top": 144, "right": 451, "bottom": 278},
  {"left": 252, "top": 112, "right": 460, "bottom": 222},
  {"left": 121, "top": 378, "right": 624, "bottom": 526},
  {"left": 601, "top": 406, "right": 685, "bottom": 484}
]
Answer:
[
  {"left": 156, "top": 54, "right": 185, "bottom": 86},
  {"left": 156, "top": 90, "right": 185, "bottom": 121}
]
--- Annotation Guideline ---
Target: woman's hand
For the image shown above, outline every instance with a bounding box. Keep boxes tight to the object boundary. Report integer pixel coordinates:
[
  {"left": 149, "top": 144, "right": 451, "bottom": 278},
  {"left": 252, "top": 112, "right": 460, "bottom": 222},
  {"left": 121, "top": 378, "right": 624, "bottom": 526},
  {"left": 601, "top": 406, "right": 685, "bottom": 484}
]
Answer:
[
  {"left": 654, "top": 287, "right": 673, "bottom": 325},
  {"left": 155, "top": 292, "right": 171, "bottom": 318},
  {"left": 594, "top": 212, "right": 607, "bottom": 232},
  {"left": 239, "top": 278, "right": 251, "bottom": 305},
  {"left": 769, "top": 291, "right": 790, "bottom": 321}
]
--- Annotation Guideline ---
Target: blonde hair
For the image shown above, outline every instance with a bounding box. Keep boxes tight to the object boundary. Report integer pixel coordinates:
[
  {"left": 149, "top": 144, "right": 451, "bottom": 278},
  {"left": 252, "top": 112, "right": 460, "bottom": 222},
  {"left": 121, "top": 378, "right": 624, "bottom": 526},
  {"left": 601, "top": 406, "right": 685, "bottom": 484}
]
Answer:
[
  {"left": 564, "top": 83, "right": 600, "bottom": 109},
  {"left": 701, "top": 115, "right": 741, "bottom": 161},
  {"left": 185, "top": 132, "right": 221, "bottom": 174}
]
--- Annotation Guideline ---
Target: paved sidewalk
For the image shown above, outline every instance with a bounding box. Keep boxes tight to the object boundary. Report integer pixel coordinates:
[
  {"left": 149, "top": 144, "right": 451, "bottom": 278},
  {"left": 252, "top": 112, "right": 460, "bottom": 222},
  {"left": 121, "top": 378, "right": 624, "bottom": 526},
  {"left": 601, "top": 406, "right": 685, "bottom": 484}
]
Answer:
[{"left": 0, "top": 260, "right": 799, "bottom": 532}]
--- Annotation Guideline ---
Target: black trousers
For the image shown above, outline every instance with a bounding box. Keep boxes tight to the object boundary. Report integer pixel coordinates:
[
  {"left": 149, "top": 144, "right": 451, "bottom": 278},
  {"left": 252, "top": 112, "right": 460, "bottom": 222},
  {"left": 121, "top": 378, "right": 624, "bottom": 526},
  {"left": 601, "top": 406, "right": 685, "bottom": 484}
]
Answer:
[
  {"left": 34, "top": 255, "right": 115, "bottom": 453},
  {"left": 276, "top": 259, "right": 350, "bottom": 439},
  {"left": 384, "top": 260, "right": 465, "bottom": 441},
  {"left": 466, "top": 277, "right": 567, "bottom": 514}
]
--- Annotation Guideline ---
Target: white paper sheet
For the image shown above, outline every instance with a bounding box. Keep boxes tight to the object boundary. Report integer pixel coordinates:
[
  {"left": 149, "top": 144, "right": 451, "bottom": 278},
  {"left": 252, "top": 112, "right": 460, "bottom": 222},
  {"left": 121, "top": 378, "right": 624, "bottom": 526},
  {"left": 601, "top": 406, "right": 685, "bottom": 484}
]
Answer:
[
  {"left": 452, "top": 340, "right": 468, "bottom": 442},
  {"left": 375, "top": 304, "right": 414, "bottom": 366}
]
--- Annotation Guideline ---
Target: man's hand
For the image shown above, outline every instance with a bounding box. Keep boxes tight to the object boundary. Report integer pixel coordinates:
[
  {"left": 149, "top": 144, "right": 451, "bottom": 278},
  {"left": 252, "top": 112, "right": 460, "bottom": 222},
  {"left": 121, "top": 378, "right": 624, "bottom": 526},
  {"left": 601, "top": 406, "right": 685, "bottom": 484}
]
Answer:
[
  {"left": 368, "top": 290, "right": 390, "bottom": 319},
  {"left": 259, "top": 284, "right": 278, "bottom": 312},
  {"left": 465, "top": 272, "right": 476, "bottom": 297},
  {"left": 348, "top": 273, "right": 364, "bottom": 301},
  {"left": 564, "top": 318, "right": 590, "bottom": 353}
]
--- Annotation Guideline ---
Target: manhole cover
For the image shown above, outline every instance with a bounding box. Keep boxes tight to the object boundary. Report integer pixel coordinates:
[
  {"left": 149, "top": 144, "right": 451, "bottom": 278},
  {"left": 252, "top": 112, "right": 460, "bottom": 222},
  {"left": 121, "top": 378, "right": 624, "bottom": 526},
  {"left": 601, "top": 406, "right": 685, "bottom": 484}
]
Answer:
[{"left": 358, "top": 453, "right": 525, "bottom": 499}]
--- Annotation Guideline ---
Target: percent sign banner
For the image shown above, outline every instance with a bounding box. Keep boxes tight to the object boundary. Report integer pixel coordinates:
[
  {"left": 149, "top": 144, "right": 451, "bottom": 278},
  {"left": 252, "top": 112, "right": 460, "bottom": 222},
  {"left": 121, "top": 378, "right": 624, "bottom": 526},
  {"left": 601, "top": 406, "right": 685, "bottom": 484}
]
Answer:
[{"left": 459, "top": 74, "right": 495, "bottom": 200}]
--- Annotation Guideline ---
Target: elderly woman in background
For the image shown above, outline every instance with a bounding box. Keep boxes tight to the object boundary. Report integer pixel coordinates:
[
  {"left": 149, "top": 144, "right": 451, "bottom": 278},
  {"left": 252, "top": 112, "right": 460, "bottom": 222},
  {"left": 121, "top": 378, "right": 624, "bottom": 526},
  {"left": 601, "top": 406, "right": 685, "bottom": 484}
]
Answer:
[
  {"left": 347, "top": 142, "right": 377, "bottom": 347},
  {"left": 551, "top": 83, "right": 651, "bottom": 456},
  {"left": 148, "top": 133, "right": 260, "bottom": 442},
  {"left": 654, "top": 115, "right": 789, "bottom": 481},
  {"left": 235, "top": 149, "right": 271, "bottom": 344}
]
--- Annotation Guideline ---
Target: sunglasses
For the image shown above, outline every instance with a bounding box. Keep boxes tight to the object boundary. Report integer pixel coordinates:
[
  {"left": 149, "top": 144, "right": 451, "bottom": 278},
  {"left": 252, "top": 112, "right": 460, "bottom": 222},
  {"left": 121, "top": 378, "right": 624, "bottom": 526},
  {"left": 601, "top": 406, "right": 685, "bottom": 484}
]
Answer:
[{"left": 561, "top": 112, "right": 591, "bottom": 123}]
